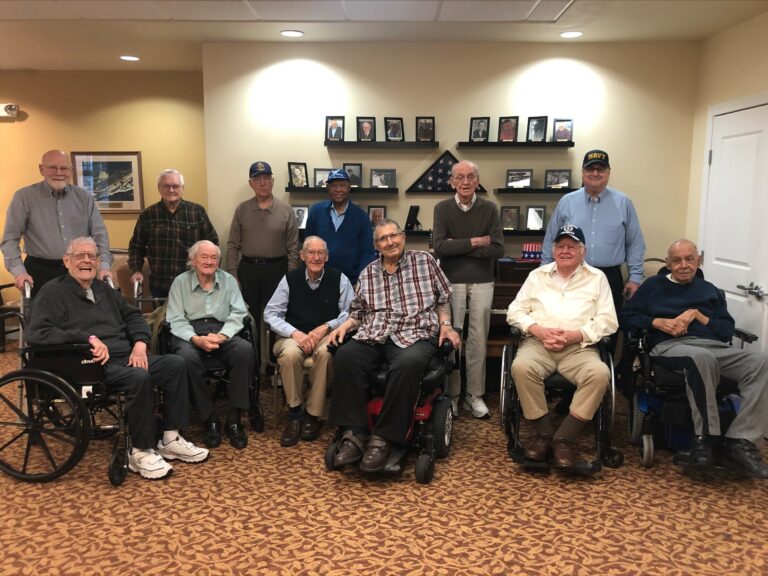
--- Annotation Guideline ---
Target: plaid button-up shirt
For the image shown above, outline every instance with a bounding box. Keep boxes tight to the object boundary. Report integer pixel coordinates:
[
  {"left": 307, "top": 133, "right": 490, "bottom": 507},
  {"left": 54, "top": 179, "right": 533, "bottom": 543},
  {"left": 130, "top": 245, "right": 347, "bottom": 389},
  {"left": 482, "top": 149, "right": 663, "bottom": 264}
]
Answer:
[{"left": 351, "top": 250, "right": 452, "bottom": 348}]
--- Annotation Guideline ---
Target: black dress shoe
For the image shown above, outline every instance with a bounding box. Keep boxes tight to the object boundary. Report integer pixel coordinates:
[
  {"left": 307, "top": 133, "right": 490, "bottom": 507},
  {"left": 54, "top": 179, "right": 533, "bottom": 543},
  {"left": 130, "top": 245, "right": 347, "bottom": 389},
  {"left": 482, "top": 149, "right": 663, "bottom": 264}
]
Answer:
[
  {"left": 225, "top": 422, "right": 248, "bottom": 450},
  {"left": 688, "top": 435, "right": 714, "bottom": 467},
  {"left": 722, "top": 438, "right": 768, "bottom": 478},
  {"left": 552, "top": 438, "right": 576, "bottom": 469},
  {"left": 359, "top": 435, "right": 390, "bottom": 472},
  {"left": 300, "top": 416, "right": 320, "bottom": 442},
  {"left": 333, "top": 430, "right": 366, "bottom": 467},
  {"left": 280, "top": 419, "right": 302, "bottom": 447},
  {"left": 524, "top": 433, "right": 552, "bottom": 462},
  {"left": 203, "top": 418, "right": 222, "bottom": 449}
]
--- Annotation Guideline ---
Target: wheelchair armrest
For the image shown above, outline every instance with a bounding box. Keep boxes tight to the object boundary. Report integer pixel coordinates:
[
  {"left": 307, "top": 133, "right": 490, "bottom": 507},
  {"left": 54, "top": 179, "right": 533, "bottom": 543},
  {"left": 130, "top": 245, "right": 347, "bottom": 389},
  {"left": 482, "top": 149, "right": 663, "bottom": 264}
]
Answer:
[
  {"left": 22, "top": 343, "right": 93, "bottom": 355},
  {"left": 508, "top": 325, "right": 523, "bottom": 340},
  {"left": 327, "top": 331, "right": 355, "bottom": 355},
  {"left": 734, "top": 327, "right": 758, "bottom": 345}
]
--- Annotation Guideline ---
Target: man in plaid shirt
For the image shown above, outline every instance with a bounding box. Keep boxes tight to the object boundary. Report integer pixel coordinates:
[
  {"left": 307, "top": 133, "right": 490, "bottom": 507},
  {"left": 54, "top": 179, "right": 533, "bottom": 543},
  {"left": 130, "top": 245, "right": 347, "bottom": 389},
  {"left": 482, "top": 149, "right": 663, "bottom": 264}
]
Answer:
[
  {"left": 129, "top": 169, "right": 218, "bottom": 298},
  {"left": 327, "top": 219, "right": 461, "bottom": 473}
]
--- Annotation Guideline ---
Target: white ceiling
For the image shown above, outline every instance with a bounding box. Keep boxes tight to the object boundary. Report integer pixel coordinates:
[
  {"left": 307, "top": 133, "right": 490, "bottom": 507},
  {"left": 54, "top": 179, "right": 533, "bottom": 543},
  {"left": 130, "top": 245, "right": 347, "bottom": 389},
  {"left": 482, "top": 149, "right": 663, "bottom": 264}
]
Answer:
[{"left": 0, "top": 0, "right": 767, "bottom": 70}]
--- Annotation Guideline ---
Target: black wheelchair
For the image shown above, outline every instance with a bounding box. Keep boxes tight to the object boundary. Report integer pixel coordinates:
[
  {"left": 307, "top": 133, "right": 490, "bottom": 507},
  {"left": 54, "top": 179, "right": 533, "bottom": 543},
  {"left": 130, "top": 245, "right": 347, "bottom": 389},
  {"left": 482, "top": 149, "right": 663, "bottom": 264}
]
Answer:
[
  {"left": 500, "top": 327, "right": 624, "bottom": 474},
  {"left": 324, "top": 338, "right": 458, "bottom": 484}
]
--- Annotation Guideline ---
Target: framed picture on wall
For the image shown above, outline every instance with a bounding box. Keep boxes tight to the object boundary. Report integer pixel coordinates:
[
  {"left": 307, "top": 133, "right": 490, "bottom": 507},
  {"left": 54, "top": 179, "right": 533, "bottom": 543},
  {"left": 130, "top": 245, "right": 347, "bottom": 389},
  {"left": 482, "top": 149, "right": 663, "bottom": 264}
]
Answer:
[
  {"left": 415, "top": 116, "right": 435, "bottom": 142},
  {"left": 314, "top": 168, "right": 332, "bottom": 187},
  {"left": 292, "top": 206, "right": 309, "bottom": 230},
  {"left": 501, "top": 206, "right": 520, "bottom": 230},
  {"left": 357, "top": 116, "right": 376, "bottom": 142},
  {"left": 506, "top": 168, "right": 533, "bottom": 188},
  {"left": 498, "top": 116, "right": 519, "bottom": 142},
  {"left": 526, "top": 116, "right": 547, "bottom": 143},
  {"left": 544, "top": 169, "right": 572, "bottom": 189},
  {"left": 526, "top": 205, "right": 546, "bottom": 230},
  {"left": 552, "top": 118, "right": 573, "bottom": 142},
  {"left": 287, "top": 162, "right": 309, "bottom": 188},
  {"left": 469, "top": 116, "right": 490, "bottom": 142},
  {"left": 326, "top": 116, "right": 344, "bottom": 142},
  {"left": 370, "top": 168, "right": 396, "bottom": 188},
  {"left": 342, "top": 162, "right": 362, "bottom": 187},
  {"left": 384, "top": 117, "right": 404, "bottom": 142},
  {"left": 71, "top": 151, "right": 144, "bottom": 213},
  {"left": 368, "top": 205, "right": 387, "bottom": 226}
]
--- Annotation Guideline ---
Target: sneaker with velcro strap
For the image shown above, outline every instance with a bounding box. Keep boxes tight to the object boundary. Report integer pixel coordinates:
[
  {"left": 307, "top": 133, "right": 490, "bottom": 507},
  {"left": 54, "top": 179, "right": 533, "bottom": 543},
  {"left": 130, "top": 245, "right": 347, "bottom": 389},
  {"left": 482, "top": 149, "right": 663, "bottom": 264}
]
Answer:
[{"left": 128, "top": 449, "right": 173, "bottom": 480}]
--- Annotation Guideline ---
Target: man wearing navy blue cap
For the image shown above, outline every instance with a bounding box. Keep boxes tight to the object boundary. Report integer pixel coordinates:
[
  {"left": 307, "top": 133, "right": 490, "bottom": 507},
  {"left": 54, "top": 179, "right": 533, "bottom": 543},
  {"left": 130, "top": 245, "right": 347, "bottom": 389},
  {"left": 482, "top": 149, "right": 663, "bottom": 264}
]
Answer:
[{"left": 305, "top": 169, "right": 376, "bottom": 285}]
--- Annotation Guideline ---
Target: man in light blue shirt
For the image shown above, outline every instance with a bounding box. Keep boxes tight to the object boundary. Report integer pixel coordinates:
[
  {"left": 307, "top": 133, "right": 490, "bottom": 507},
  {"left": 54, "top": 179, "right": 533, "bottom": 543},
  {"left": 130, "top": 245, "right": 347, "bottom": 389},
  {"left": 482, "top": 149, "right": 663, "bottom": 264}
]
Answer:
[{"left": 542, "top": 149, "right": 645, "bottom": 314}]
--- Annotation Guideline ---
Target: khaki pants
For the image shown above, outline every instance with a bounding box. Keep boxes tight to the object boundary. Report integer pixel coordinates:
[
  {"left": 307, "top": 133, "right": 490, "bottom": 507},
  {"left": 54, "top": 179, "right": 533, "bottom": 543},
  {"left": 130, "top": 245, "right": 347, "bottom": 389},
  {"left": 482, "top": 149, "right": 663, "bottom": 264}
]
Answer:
[
  {"left": 273, "top": 334, "right": 333, "bottom": 417},
  {"left": 511, "top": 338, "right": 608, "bottom": 421}
]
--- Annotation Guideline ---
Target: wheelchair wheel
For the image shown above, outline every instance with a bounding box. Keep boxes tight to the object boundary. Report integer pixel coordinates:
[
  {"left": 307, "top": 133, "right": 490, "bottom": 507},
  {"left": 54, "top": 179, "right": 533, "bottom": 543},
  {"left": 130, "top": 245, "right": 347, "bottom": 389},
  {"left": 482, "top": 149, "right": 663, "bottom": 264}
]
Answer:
[
  {"left": 415, "top": 452, "right": 435, "bottom": 484},
  {"left": 0, "top": 369, "right": 91, "bottom": 482},
  {"left": 640, "top": 434, "right": 655, "bottom": 467},
  {"left": 249, "top": 403, "right": 265, "bottom": 433},
  {"left": 628, "top": 394, "right": 644, "bottom": 444},
  {"left": 108, "top": 446, "right": 128, "bottom": 486},
  {"left": 431, "top": 397, "right": 452, "bottom": 458}
]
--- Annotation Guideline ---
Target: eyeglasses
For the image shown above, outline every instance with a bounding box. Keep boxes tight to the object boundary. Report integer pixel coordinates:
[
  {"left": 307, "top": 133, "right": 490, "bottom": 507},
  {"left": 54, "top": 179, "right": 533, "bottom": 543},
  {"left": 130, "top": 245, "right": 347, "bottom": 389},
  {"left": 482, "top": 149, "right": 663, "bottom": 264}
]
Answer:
[
  {"left": 583, "top": 165, "right": 609, "bottom": 174},
  {"left": 304, "top": 250, "right": 327, "bottom": 257},
  {"left": 160, "top": 184, "right": 183, "bottom": 190},
  {"left": 42, "top": 165, "right": 72, "bottom": 172},
  {"left": 376, "top": 232, "right": 403, "bottom": 244},
  {"left": 67, "top": 251, "right": 99, "bottom": 261},
  {"left": 451, "top": 174, "right": 478, "bottom": 183}
]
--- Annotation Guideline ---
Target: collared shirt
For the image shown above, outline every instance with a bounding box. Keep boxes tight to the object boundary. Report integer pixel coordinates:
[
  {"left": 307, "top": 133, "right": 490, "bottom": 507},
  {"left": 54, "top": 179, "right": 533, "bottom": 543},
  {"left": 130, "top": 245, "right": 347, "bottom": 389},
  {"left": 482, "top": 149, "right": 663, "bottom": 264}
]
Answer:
[
  {"left": 329, "top": 200, "right": 348, "bottom": 231},
  {"left": 351, "top": 250, "right": 452, "bottom": 348},
  {"left": 128, "top": 199, "right": 218, "bottom": 291},
  {"left": 1, "top": 181, "right": 113, "bottom": 275},
  {"left": 541, "top": 187, "right": 646, "bottom": 284},
  {"left": 454, "top": 192, "right": 476, "bottom": 212},
  {"left": 263, "top": 268, "right": 354, "bottom": 337},
  {"left": 167, "top": 268, "right": 248, "bottom": 341},
  {"left": 507, "top": 261, "right": 618, "bottom": 346}
]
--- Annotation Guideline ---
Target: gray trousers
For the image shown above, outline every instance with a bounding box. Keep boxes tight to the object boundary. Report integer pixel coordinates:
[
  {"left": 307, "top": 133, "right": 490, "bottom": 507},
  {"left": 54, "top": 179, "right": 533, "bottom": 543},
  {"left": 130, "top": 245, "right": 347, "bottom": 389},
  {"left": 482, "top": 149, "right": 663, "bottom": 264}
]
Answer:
[{"left": 651, "top": 337, "right": 768, "bottom": 443}]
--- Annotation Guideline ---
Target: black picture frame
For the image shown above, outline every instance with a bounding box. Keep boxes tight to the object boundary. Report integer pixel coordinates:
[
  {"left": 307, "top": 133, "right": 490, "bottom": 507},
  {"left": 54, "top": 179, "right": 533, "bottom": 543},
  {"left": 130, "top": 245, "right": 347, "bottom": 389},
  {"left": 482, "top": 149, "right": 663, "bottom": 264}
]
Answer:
[
  {"left": 292, "top": 205, "right": 309, "bottom": 229},
  {"left": 501, "top": 206, "right": 520, "bottom": 231},
  {"left": 384, "top": 117, "right": 404, "bottom": 142},
  {"left": 552, "top": 118, "right": 573, "bottom": 142},
  {"left": 370, "top": 168, "right": 396, "bottom": 188},
  {"left": 313, "top": 168, "right": 331, "bottom": 187},
  {"left": 526, "top": 206, "right": 546, "bottom": 230},
  {"left": 357, "top": 116, "right": 376, "bottom": 142},
  {"left": 326, "top": 116, "right": 344, "bottom": 142},
  {"left": 469, "top": 116, "right": 490, "bottom": 142},
  {"left": 415, "top": 116, "right": 435, "bottom": 142},
  {"left": 498, "top": 116, "right": 519, "bottom": 142},
  {"left": 368, "top": 205, "right": 387, "bottom": 226},
  {"left": 526, "top": 116, "right": 548, "bottom": 143},
  {"left": 287, "top": 162, "right": 308, "bottom": 188},
  {"left": 506, "top": 168, "right": 534, "bottom": 188},
  {"left": 545, "top": 169, "right": 572, "bottom": 189},
  {"left": 342, "top": 162, "right": 362, "bottom": 187}
]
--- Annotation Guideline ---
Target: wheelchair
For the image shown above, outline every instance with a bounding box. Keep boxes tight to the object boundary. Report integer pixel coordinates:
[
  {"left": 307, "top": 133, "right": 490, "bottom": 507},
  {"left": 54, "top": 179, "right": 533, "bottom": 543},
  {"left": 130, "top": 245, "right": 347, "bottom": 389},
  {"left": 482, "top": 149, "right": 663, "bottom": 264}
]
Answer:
[
  {"left": 324, "top": 338, "right": 458, "bottom": 484},
  {"left": 500, "top": 327, "right": 624, "bottom": 474}
]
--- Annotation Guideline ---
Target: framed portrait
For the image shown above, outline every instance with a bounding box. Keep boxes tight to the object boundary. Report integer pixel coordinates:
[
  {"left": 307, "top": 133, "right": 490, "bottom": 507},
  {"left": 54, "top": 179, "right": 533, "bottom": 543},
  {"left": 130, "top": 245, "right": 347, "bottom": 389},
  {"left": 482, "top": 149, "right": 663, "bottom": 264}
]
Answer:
[
  {"left": 287, "top": 162, "right": 309, "bottom": 188},
  {"left": 342, "top": 162, "right": 362, "bottom": 187},
  {"left": 498, "top": 116, "right": 519, "bottom": 142},
  {"left": 384, "top": 117, "right": 404, "bottom": 142},
  {"left": 552, "top": 118, "right": 573, "bottom": 142},
  {"left": 501, "top": 206, "right": 520, "bottom": 231},
  {"left": 368, "top": 205, "right": 387, "bottom": 226},
  {"left": 545, "top": 169, "right": 572, "bottom": 189},
  {"left": 326, "top": 116, "right": 344, "bottom": 142},
  {"left": 71, "top": 151, "right": 144, "bottom": 213},
  {"left": 506, "top": 168, "right": 533, "bottom": 188},
  {"left": 370, "top": 168, "right": 396, "bottom": 188},
  {"left": 292, "top": 205, "right": 309, "bottom": 230},
  {"left": 314, "top": 168, "right": 332, "bottom": 188},
  {"left": 357, "top": 116, "right": 376, "bottom": 142},
  {"left": 526, "top": 116, "right": 548, "bottom": 143},
  {"left": 526, "top": 206, "right": 546, "bottom": 230},
  {"left": 415, "top": 116, "right": 435, "bottom": 142},
  {"left": 469, "top": 116, "right": 490, "bottom": 142}
]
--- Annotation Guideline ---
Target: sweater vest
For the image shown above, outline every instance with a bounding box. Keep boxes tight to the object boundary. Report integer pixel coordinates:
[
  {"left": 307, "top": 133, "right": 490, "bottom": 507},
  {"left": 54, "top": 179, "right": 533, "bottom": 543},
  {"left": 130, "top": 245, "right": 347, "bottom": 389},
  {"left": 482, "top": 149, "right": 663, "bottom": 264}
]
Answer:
[{"left": 285, "top": 267, "right": 342, "bottom": 333}]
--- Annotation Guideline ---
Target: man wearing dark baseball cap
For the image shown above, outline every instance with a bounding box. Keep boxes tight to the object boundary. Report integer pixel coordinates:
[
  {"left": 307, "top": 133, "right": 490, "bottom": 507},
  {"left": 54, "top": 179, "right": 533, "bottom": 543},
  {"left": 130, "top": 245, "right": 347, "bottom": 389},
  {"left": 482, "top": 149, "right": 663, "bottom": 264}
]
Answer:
[{"left": 541, "top": 149, "right": 645, "bottom": 318}]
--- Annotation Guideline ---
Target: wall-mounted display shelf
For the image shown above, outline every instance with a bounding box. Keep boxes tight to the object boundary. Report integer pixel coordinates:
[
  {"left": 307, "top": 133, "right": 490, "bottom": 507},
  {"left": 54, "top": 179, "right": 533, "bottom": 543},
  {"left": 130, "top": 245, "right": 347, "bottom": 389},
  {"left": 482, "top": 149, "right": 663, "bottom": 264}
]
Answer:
[
  {"left": 494, "top": 187, "right": 576, "bottom": 194},
  {"left": 286, "top": 186, "right": 398, "bottom": 194},
  {"left": 503, "top": 230, "right": 546, "bottom": 237},
  {"left": 404, "top": 229, "right": 432, "bottom": 237},
  {"left": 456, "top": 141, "right": 574, "bottom": 149},
  {"left": 325, "top": 141, "right": 440, "bottom": 149}
]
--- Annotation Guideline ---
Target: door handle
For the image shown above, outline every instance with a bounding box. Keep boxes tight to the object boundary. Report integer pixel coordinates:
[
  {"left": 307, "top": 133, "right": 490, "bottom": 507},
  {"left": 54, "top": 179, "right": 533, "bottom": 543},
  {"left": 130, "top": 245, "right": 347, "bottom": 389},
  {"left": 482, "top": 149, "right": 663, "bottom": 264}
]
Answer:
[{"left": 736, "top": 282, "right": 765, "bottom": 300}]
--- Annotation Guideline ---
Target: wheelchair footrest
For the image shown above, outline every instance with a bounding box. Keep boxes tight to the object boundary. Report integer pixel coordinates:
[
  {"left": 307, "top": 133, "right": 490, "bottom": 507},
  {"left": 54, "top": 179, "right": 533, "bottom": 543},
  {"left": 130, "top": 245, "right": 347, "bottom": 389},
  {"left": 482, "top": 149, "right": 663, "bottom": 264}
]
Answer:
[
  {"left": 672, "top": 451, "right": 738, "bottom": 474},
  {"left": 519, "top": 458, "right": 603, "bottom": 475},
  {"left": 380, "top": 446, "right": 409, "bottom": 474}
]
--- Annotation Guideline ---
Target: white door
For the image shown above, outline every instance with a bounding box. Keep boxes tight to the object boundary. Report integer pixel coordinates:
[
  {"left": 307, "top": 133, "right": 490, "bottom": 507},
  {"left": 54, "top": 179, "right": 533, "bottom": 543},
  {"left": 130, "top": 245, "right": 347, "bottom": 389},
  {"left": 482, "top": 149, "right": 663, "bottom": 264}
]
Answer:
[{"left": 701, "top": 103, "right": 768, "bottom": 352}]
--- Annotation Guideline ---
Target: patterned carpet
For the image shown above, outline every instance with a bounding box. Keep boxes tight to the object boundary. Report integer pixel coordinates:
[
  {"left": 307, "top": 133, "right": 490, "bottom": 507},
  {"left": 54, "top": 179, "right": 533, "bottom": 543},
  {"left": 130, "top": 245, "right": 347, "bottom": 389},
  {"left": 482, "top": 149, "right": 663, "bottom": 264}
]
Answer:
[{"left": 1, "top": 348, "right": 767, "bottom": 576}]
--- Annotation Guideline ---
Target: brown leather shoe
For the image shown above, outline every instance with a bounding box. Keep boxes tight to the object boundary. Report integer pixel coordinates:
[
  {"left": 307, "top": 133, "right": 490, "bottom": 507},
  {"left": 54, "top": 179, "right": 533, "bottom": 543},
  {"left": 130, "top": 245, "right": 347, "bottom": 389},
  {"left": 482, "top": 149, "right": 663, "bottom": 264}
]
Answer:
[
  {"left": 280, "top": 419, "right": 302, "bottom": 447},
  {"left": 359, "top": 434, "right": 390, "bottom": 472},
  {"left": 524, "top": 433, "right": 552, "bottom": 462},
  {"left": 300, "top": 416, "right": 320, "bottom": 442},
  {"left": 333, "top": 430, "right": 367, "bottom": 467},
  {"left": 552, "top": 438, "right": 575, "bottom": 469}
]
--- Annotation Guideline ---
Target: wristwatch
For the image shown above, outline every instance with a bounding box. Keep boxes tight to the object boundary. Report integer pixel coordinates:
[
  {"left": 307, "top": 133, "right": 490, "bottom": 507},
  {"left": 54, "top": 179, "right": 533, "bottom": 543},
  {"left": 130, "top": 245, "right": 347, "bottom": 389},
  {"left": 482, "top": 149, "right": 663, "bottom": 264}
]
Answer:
[{"left": 440, "top": 320, "right": 452, "bottom": 328}]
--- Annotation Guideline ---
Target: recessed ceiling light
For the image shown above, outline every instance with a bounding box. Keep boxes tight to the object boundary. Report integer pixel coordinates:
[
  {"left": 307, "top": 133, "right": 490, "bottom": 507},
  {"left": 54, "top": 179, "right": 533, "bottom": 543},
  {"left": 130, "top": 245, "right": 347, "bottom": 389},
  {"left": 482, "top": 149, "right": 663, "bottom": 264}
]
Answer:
[
  {"left": 280, "top": 30, "right": 304, "bottom": 38},
  {"left": 120, "top": 55, "right": 140, "bottom": 62},
  {"left": 560, "top": 31, "right": 583, "bottom": 39}
]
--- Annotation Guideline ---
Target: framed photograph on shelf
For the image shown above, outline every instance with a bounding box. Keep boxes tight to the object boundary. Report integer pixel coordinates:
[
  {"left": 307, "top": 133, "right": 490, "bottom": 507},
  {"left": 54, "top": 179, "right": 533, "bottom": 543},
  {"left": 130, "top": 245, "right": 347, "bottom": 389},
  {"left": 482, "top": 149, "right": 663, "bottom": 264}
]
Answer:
[
  {"left": 384, "top": 117, "right": 404, "bottom": 142},
  {"left": 370, "top": 168, "right": 396, "bottom": 188},
  {"left": 501, "top": 206, "right": 520, "bottom": 231},
  {"left": 498, "top": 116, "right": 519, "bottom": 142},
  {"left": 326, "top": 116, "right": 344, "bottom": 142},
  {"left": 526, "top": 206, "right": 546, "bottom": 230},
  {"left": 357, "top": 116, "right": 376, "bottom": 142},
  {"left": 287, "top": 162, "right": 308, "bottom": 188},
  {"left": 544, "top": 169, "right": 572, "bottom": 189},
  {"left": 71, "top": 151, "right": 144, "bottom": 213},
  {"left": 526, "top": 116, "right": 547, "bottom": 143},
  {"left": 292, "top": 206, "right": 309, "bottom": 230},
  {"left": 368, "top": 205, "right": 387, "bottom": 226},
  {"left": 415, "top": 116, "right": 435, "bottom": 142},
  {"left": 314, "top": 168, "right": 332, "bottom": 187},
  {"left": 552, "top": 118, "right": 573, "bottom": 142},
  {"left": 506, "top": 168, "right": 533, "bottom": 188},
  {"left": 342, "top": 162, "right": 362, "bottom": 187},
  {"left": 469, "top": 116, "right": 490, "bottom": 142}
]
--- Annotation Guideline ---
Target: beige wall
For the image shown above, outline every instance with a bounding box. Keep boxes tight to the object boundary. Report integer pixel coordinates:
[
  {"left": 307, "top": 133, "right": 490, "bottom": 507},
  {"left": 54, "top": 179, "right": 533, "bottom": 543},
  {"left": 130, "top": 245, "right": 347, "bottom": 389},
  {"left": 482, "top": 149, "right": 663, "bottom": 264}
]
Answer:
[{"left": 0, "top": 70, "right": 206, "bottom": 283}]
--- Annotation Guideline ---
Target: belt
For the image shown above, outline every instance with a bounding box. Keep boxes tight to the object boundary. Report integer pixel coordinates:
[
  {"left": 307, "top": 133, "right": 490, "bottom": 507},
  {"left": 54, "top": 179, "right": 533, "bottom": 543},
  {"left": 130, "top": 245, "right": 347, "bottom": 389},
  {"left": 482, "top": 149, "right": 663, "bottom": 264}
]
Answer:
[{"left": 240, "top": 255, "right": 286, "bottom": 264}]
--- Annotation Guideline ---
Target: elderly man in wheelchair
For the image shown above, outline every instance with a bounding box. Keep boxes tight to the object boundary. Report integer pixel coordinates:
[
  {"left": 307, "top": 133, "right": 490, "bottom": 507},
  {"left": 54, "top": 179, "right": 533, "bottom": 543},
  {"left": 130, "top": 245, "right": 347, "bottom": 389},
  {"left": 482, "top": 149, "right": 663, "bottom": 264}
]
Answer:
[
  {"left": 621, "top": 239, "right": 768, "bottom": 478},
  {"left": 26, "top": 236, "right": 209, "bottom": 480},
  {"left": 325, "top": 219, "right": 461, "bottom": 479},
  {"left": 506, "top": 225, "right": 618, "bottom": 472}
]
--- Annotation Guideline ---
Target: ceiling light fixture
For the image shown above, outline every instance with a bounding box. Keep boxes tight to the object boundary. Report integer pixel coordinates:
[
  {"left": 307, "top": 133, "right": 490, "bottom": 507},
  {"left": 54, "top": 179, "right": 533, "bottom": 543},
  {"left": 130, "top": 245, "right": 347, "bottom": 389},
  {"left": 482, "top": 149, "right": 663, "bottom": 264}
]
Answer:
[
  {"left": 280, "top": 30, "right": 304, "bottom": 38},
  {"left": 120, "top": 55, "right": 141, "bottom": 62},
  {"left": 560, "top": 31, "right": 583, "bottom": 39}
]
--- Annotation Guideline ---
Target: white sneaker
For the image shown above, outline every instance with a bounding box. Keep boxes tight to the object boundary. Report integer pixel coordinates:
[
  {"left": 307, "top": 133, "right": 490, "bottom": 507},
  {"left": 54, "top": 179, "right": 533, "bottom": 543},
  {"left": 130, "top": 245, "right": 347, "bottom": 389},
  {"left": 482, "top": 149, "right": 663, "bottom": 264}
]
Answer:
[
  {"left": 157, "top": 435, "right": 209, "bottom": 463},
  {"left": 463, "top": 395, "right": 490, "bottom": 419},
  {"left": 450, "top": 398, "right": 460, "bottom": 418},
  {"left": 128, "top": 449, "right": 173, "bottom": 480}
]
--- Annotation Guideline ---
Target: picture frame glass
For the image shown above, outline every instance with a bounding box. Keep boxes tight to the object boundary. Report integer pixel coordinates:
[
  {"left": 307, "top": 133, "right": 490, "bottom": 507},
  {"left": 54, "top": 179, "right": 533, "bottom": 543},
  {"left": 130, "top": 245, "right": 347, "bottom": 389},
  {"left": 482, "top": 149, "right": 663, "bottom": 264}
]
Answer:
[
  {"left": 506, "top": 169, "right": 533, "bottom": 188},
  {"left": 415, "top": 117, "right": 435, "bottom": 142},
  {"left": 371, "top": 169, "right": 396, "bottom": 188},
  {"left": 470, "top": 117, "right": 490, "bottom": 141},
  {"left": 501, "top": 206, "right": 520, "bottom": 230},
  {"left": 385, "top": 118, "right": 403, "bottom": 141},
  {"left": 342, "top": 163, "right": 362, "bottom": 187},
  {"left": 357, "top": 117, "right": 376, "bottom": 142},
  {"left": 292, "top": 206, "right": 308, "bottom": 229},
  {"left": 326, "top": 116, "right": 344, "bottom": 141},
  {"left": 545, "top": 169, "right": 571, "bottom": 189},
  {"left": 314, "top": 168, "right": 331, "bottom": 187},
  {"left": 71, "top": 151, "right": 144, "bottom": 213},
  {"left": 553, "top": 119, "right": 573, "bottom": 142},
  {"left": 526, "top": 207, "right": 546, "bottom": 230},
  {"left": 527, "top": 117, "right": 547, "bottom": 142},
  {"left": 368, "top": 205, "right": 386, "bottom": 226},
  {"left": 288, "top": 162, "right": 308, "bottom": 188}
]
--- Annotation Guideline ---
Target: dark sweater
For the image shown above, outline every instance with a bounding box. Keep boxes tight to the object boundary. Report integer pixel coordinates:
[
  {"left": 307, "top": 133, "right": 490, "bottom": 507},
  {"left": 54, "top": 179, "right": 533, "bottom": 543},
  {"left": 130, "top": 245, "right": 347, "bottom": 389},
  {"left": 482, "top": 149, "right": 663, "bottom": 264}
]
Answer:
[
  {"left": 432, "top": 196, "right": 505, "bottom": 283},
  {"left": 285, "top": 267, "right": 341, "bottom": 333},
  {"left": 620, "top": 274, "right": 734, "bottom": 351},
  {"left": 27, "top": 274, "right": 151, "bottom": 358}
]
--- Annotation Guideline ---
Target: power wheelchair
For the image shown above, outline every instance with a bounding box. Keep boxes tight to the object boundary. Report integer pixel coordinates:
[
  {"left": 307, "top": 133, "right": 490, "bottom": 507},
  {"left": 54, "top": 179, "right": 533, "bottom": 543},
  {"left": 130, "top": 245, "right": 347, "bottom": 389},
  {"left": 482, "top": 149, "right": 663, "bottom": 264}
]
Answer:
[
  {"left": 500, "top": 326, "right": 624, "bottom": 474},
  {"left": 324, "top": 337, "right": 458, "bottom": 484}
]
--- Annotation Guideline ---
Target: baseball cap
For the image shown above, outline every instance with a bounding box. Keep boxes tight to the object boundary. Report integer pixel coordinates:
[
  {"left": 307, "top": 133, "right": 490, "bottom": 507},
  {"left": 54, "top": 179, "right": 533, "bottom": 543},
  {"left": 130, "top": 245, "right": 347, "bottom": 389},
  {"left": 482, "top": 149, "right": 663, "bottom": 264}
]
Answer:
[
  {"left": 326, "top": 169, "right": 350, "bottom": 183},
  {"left": 582, "top": 150, "right": 610, "bottom": 168},
  {"left": 554, "top": 224, "right": 585, "bottom": 244},
  {"left": 249, "top": 161, "right": 272, "bottom": 178}
]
